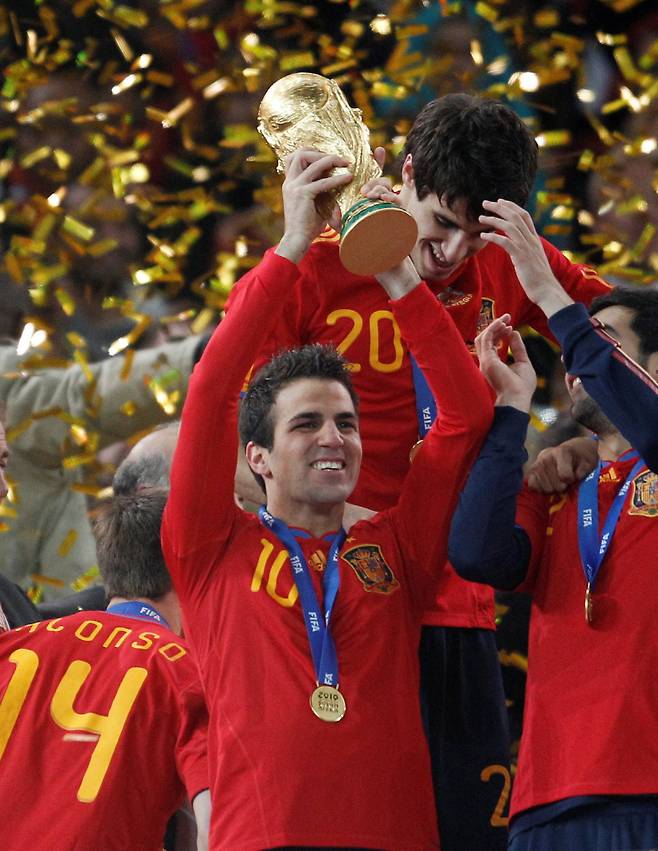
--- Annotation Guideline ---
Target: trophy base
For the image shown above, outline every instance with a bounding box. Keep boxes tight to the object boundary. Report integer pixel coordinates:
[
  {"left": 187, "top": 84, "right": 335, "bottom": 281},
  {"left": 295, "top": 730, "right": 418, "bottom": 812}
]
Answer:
[{"left": 339, "top": 198, "right": 418, "bottom": 276}]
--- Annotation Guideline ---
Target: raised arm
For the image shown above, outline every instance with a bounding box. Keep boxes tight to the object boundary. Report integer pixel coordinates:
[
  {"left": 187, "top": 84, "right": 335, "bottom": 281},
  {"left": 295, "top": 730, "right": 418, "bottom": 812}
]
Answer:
[
  {"left": 378, "top": 259, "right": 494, "bottom": 588},
  {"left": 480, "top": 199, "right": 658, "bottom": 472},
  {"left": 162, "top": 152, "right": 353, "bottom": 573},
  {"left": 448, "top": 319, "right": 538, "bottom": 589},
  {"left": 550, "top": 303, "right": 658, "bottom": 473},
  {"left": 0, "top": 337, "right": 201, "bottom": 468}
]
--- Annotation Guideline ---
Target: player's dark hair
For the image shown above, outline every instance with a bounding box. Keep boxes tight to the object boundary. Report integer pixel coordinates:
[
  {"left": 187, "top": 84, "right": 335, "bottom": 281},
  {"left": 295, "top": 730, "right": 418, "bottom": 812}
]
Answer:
[
  {"left": 238, "top": 343, "right": 359, "bottom": 493},
  {"left": 112, "top": 422, "right": 178, "bottom": 495},
  {"left": 589, "top": 287, "right": 658, "bottom": 364},
  {"left": 403, "top": 93, "right": 538, "bottom": 219},
  {"left": 94, "top": 489, "right": 172, "bottom": 600}
]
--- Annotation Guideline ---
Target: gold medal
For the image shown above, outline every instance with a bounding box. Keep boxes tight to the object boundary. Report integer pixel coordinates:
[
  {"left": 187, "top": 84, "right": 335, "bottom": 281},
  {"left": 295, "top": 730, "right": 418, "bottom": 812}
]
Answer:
[
  {"left": 310, "top": 685, "right": 346, "bottom": 722},
  {"left": 584, "top": 582, "right": 593, "bottom": 624},
  {"left": 409, "top": 439, "right": 423, "bottom": 463}
]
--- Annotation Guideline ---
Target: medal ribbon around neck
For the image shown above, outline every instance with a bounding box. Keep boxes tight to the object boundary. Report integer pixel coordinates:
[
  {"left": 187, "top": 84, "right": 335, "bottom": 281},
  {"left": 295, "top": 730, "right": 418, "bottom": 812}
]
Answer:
[
  {"left": 577, "top": 451, "right": 644, "bottom": 595},
  {"left": 106, "top": 601, "right": 170, "bottom": 629},
  {"left": 410, "top": 354, "right": 437, "bottom": 441},
  {"left": 259, "top": 506, "right": 346, "bottom": 688}
]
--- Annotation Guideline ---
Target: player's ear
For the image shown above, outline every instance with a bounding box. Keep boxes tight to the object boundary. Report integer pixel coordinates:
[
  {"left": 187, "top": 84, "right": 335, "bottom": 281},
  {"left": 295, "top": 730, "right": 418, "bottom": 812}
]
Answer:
[
  {"left": 401, "top": 154, "right": 415, "bottom": 189},
  {"left": 245, "top": 442, "right": 272, "bottom": 480}
]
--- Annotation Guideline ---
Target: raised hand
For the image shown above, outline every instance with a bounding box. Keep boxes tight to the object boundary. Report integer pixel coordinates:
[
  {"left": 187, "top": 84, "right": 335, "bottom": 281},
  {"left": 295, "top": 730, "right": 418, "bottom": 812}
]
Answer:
[
  {"left": 475, "top": 314, "right": 537, "bottom": 411},
  {"left": 479, "top": 199, "right": 573, "bottom": 317},
  {"left": 359, "top": 145, "right": 400, "bottom": 206},
  {"left": 526, "top": 436, "right": 598, "bottom": 493},
  {"left": 276, "top": 149, "right": 353, "bottom": 264}
]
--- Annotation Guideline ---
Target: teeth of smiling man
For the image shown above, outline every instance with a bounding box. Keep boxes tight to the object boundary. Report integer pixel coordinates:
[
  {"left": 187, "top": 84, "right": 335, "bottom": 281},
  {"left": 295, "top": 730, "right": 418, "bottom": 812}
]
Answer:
[
  {"left": 430, "top": 242, "right": 442, "bottom": 260},
  {"left": 312, "top": 461, "right": 344, "bottom": 471}
]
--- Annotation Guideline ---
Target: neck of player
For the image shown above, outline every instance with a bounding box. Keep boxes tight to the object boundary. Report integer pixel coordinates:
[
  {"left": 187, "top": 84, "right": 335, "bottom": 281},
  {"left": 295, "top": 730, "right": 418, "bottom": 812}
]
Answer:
[
  {"left": 597, "top": 430, "right": 633, "bottom": 463},
  {"left": 265, "top": 496, "right": 345, "bottom": 539},
  {"left": 108, "top": 591, "right": 182, "bottom": 635}
]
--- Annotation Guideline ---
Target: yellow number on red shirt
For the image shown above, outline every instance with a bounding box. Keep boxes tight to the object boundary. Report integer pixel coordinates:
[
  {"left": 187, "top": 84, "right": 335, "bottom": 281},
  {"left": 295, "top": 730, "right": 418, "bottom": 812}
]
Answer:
[
  {"left": 51, "top": 660, "right": 148, "bottom": 802},
  {"left": 0, "top": 649, "right": 39, "bottom": 760},
  {"left": 0, "top": 649, "right": 148, "bottom": 803},
  {"left": 326, "top": 309, "right": 404, "bottom": 374}
]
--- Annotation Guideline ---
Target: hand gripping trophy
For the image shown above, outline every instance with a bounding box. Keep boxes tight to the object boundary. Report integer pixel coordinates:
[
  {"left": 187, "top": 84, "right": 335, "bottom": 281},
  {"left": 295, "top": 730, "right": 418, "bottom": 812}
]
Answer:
[{"left": 258, "top": 73, "right": 418, "bottom": 276}]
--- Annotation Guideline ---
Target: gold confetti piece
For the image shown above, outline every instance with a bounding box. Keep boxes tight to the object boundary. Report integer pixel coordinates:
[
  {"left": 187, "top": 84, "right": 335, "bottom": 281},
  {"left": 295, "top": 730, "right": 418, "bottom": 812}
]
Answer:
[
  {"left": 146, "top": 70, "right": 174, "bottom": 87},
  {"left": 62, "top": 215, "right": 95, "bottom": 242},
  {"left": 20, "top": 146, "right": 51, "bottom": 168},
  {"left": 98, "top": 5, "right": 149, "bottom": 28},
  {"left": 66, "top": 332, "right": 87, "bottom": 348},
  {"left": 550, "top": 205, "right": 575, "bottom": 222},
  {"left": 162, "top": 97, "right": 194, "bottom": 128},
  {"left": 639, "top": 39, "right": 658, "bottom": 71},
  {"left": 551, "top": 32, "right": 584, "bottom": 51},
  {"left": 191, "top": 307, "right": 216, "bottom": 335},
  {"left": 58, "top": 529, "right": 78, "bottom": 557},
  {"left": 202, "top": 77, "right": 231, "bottom": 100},
  {"left": 0, "top": 504, "right": 16, "bottom": 518},
  {"left": 534, "top": 9, "right": 559, "bottom": 27},
  {"left": 32, "top": 263, "right": 68, "bottom": 287},
  {"left": 111, "top": 72, "right": 142, "bottom": 95},
  {"left": 578, "top": 210, "right": 595, "bottom": 227},
  {"left": 62, "top": 451, "right": 97, "bottom": 470},
  {"left": 33, "top": 213, "right": 57, "bottom": 242},
  {"left": 370, "top": 14, "right": 391, "bottom": 36},
  {"left": 616, "top": 195, "right": 648, "bottom": 215},
  {"left": 470, "top": 39, "right": 484, "bottom": 65},
  {"left": 73, "top": 350, "right": 94, "bottom": 382},
  {"left": 119, "top": 349, "right": 135, "bottom": 381},
  {"left": 120, "top": 400, "right": 137, "bottom": 416},
  {"left": 475, "top": 2, "right": 498, "bottom": 23},
  {"left": 111, "top": 27, "right": 133, "bottom": 61},
  {"left": 596, "top": 31, "right": 627, "bottom": 46},
  {"left": 535, "top": 130, "right": 572, "bottom": 147},
  {"left": 613, "top": 46, "right": 650, "bottom": 85},
  {"left": 321, "top": 60, "right": 358, "bottom": 75},
  {"left": 536, "top": 191, "right": 573, "bottom": 205},
  {"left": 30, "top": 574, "right": 65, "bottom": 589},
  {"left": 279, "top": 52, "right": 316, "bottom": 71},
  {"left": 54, "top": 288, "right": 76, "bottom": 318},
  {"left": 108, "top": 316, "right": 151, "bottom": 356},
  {"left": 630, "top": 224, "right": 656, "bottom": 260},
  {"left": 395, "top": 24, "right": 428, "bottom": 38},
  {"left": 214, "top": 26, "right": 229, "bottom": 49},
  {"left": 87, "top": 238, "right": 119, "bottom": 257},
  {"left": 71, "top": 565, "right": 100, "bottom": 592},
  {"left": 543, "top": 224, "right": 573, "bottom": 237}
]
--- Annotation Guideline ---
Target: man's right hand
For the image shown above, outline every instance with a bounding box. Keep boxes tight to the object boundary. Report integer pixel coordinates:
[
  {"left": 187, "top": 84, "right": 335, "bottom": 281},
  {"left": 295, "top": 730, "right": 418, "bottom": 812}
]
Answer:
[
  {"left": 475, "top": 315, "right": 537, "bottom": 412},
  {"left": 275, "top": 149, "right": 353, "bottom": 265},
  {"left": 526, "top": 436, "right": 598, "bottom": 493}
]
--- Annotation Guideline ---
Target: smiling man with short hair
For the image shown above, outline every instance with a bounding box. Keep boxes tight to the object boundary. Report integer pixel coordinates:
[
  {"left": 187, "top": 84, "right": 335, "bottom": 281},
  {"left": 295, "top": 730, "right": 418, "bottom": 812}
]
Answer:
[{"left": 161, "top": 148, "right": 502, "bottom": 850}]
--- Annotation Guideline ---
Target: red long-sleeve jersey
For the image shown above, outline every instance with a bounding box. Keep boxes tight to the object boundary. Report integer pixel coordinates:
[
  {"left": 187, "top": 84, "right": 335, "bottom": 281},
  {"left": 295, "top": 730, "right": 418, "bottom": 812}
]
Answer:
[
  {"left": 0, "top": 611, "right": 208, "bottom": 851},
  {"left": 162, "top": 251, "right": 493, "bottom": 850}
]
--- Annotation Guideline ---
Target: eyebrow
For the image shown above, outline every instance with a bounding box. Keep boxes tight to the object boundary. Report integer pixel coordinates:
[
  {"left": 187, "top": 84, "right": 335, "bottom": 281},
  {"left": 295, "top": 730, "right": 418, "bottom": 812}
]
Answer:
[{"left": 288, "top": 411, "right": 357, "bottom": 423}]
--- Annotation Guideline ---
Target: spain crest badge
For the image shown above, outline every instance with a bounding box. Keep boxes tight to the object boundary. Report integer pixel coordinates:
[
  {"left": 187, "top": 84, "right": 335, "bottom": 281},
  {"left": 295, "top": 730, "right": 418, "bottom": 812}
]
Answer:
[
  {"left": 342, "top": 544, "right": 399, "bottom": 594},
  {"left": 629, "top": 470, "right": 658, "bottom": 517}
]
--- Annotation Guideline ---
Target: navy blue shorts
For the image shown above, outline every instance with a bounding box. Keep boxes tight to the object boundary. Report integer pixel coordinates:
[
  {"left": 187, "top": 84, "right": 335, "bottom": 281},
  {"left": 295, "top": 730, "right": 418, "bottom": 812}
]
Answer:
[
  {"left": 509, "top": 798, "right": 658, "bottom": 851},
  {"left": 419, "top": 625, "right": 511, "bottom": 851}
]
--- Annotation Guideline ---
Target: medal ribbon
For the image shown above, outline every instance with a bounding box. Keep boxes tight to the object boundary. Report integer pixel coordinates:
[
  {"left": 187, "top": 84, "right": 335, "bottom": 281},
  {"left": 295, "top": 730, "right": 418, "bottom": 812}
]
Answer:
[
  {"left": 106, "top": 601, "right": 170, "bottom": 629},
  {"left": 577, "top": 451, "right": 643, "bottom": 591},
  {"left": 410, "top": 354, "right": 437, "bottom": 438},
  {"left": 259, "top": 506, "right": 346, "bottom": 688}
]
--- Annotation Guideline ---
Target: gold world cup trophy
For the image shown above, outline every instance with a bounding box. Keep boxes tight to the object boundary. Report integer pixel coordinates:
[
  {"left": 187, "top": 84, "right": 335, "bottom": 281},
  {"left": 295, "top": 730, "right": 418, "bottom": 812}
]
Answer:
[{"left": 257, "top": 73, "right": 418, "bottom": 277}]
